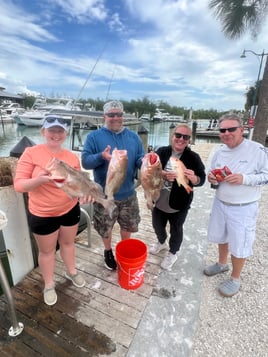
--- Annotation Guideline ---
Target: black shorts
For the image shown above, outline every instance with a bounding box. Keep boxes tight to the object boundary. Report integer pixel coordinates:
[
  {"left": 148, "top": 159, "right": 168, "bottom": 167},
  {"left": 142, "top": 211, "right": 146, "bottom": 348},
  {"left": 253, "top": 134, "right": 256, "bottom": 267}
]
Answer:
[{"left": 28, "top": 203, "right": 81, "bottom": 235}]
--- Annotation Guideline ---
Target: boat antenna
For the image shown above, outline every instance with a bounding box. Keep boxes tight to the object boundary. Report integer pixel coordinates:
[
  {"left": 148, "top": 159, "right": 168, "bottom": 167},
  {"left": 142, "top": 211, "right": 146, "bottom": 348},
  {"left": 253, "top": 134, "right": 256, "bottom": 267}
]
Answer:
[{"left": 74, "top": 42, "right": 108, "bottom": 107}]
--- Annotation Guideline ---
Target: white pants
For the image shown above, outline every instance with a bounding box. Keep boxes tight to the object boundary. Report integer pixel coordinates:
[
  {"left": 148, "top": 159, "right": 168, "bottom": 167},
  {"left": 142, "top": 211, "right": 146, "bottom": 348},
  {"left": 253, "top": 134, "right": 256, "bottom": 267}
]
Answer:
[{"left": 208, "top": 197, "right": 259, "bottom": 258}]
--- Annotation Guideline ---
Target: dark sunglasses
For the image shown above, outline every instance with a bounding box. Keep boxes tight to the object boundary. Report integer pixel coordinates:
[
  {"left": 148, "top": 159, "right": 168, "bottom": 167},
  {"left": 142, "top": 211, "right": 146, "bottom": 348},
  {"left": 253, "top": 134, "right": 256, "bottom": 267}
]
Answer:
[
  {"left": 219, "top": 126, "right": 240, "bottom": 133},
  {"left": 106, "top": 112, "right": 123, "bottom": 118},
  {"left": 174, "top": 132, "right": 191, "bottom": 140},
  {"left": 45, "top": 117, "right": 68, "bottom": 125}
]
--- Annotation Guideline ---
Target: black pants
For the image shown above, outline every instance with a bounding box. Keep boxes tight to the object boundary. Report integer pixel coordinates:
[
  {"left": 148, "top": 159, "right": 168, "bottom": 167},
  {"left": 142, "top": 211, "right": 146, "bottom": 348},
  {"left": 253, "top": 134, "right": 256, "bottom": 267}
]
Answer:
[{"left": 152, "top": 206, "right": 189, "bottom": 254}]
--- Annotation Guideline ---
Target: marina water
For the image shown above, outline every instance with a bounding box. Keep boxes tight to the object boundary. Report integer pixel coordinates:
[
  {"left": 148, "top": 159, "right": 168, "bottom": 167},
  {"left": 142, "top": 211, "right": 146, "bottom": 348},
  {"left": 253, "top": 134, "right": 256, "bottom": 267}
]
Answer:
[{"left": 0, "top": 120, "right": 219, "bottom": 157}]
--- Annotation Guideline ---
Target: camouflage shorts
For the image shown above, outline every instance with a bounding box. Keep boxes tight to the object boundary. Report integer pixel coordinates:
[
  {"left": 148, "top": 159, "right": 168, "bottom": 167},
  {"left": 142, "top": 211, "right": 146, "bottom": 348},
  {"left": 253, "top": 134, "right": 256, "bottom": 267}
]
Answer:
[{"left": 93, "top": 192, "right": 140, "bottom": 239}]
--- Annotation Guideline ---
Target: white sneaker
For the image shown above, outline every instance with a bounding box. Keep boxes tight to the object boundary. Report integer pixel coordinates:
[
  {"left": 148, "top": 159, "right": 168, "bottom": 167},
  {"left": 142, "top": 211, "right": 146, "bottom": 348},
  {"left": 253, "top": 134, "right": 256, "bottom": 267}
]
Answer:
[
  {"left": 149, "top": 242, "right": 167, "bottom": 254},
  {"left": 161, "top": 253, "right": 177, "bottom": 270},
  {"left": 44, "top": 287, "right": 57, "bottom": 306}
]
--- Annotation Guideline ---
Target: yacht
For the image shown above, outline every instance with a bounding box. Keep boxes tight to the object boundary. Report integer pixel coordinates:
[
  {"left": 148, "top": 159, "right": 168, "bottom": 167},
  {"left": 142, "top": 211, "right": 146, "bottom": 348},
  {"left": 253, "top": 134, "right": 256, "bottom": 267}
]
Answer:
[
  {"left": 16, "top": 98, "right": 82, "bottom": 126},
  {"left": 139, "top": 114, "right": 152, "bottom": 121},
  {"left": 152, "top": 108, "right": 170, "bottom": 122},
  {"left": 0, "top": 102, "right": 25, "bottom": 123}
]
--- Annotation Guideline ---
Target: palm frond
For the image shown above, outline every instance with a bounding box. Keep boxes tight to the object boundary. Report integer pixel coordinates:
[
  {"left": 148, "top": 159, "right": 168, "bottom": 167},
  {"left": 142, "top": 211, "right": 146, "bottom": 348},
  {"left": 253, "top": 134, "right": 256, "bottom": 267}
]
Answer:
[{"left": 209, "top": 0, "right": 268, "bottom": 39}]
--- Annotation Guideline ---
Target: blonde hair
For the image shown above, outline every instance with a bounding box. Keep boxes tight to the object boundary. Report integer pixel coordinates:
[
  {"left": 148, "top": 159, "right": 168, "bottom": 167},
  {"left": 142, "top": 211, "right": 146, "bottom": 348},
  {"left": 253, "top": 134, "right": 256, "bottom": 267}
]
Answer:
[{"left": 172, "top": 124, "right": 192, "bottom": 136}]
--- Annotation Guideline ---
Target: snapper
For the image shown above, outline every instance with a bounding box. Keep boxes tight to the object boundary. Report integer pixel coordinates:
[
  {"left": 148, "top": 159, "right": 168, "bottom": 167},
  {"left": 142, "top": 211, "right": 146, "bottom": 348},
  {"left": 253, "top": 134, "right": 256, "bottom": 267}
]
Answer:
[
  {"left": 46, "top": 157, "right": 116, "bottom": 217},
  {"left": 169, "top": 157, "right": 193, "bottom": 194},
  {"left": 105, "top": 149, "right": 128, "bottom": 200},
  {"left": 141, "top": 152, "right": 163, "bottom": 210}
]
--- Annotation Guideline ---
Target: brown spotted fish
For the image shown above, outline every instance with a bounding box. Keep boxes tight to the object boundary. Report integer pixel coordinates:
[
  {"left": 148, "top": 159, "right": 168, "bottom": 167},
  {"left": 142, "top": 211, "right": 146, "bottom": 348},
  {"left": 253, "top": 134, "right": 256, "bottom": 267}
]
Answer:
[
  {"left": 105, "top": 149, "right": 128, "bottom": 200},
  {"left": 46, "top": 158, "right": 116, "bottom": 217}
]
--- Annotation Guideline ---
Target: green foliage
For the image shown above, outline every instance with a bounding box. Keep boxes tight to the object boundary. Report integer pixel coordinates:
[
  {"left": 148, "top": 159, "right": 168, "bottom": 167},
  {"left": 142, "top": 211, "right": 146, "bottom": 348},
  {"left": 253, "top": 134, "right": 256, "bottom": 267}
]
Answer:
[
  {"left": 244, "top": 80, "right": 261, "bottom": 111},
  {"left": 21, "top": 95, "right": 229, "bottom": 119},
  {"left": 209, "top": 0, "right": 268, "bottom": 145},
  {"left": 208, "top": 0, "right": 266, "bottom": 39},
  {"left": 23, "top": 95, "right": 36, "bottom": 109}
]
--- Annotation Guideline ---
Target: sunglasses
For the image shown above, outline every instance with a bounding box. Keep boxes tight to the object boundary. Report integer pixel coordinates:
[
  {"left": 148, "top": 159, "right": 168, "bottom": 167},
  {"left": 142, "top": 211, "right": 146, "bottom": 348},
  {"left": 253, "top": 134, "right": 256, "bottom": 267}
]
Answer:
[
  {"left": 174, "top": 132, "right": 191, "bottom": 140},
  {"left": 45, "top": 117, "right": 68, "bottom": 125},
  {"left": 105, "top": 112, "right": 123, "bottom": 118},
  {"left": 219, "top": 126, "right": 240, "bottom": 133}
]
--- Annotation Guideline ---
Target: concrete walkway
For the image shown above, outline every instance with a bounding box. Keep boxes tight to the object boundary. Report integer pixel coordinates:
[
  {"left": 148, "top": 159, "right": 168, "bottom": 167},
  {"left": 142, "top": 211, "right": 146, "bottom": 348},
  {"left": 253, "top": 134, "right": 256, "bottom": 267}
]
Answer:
[{"left": 127, "top": 143, "right": 268, "bottom": 357}]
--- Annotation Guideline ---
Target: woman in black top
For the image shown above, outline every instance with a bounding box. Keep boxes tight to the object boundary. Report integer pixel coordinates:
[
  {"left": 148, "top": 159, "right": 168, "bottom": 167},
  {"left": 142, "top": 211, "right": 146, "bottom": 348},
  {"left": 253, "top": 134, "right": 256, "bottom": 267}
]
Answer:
[{"left": 150, "top": 124, "right": 206, "bottom": 270}]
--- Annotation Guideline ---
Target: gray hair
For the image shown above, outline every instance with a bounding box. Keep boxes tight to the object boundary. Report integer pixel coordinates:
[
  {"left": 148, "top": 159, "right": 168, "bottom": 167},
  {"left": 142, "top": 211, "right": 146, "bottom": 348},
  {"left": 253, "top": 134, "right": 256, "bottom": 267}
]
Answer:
[{"left": 219, "top": 114, "right": 243, "bottom": 127}]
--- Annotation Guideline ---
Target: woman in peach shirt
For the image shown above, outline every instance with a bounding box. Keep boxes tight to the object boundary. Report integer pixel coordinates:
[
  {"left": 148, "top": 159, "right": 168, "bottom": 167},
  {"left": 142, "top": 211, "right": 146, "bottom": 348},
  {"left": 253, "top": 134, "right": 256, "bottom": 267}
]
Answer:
[{"left": 14, "top": 115, "right": 85, "bottom": 306}]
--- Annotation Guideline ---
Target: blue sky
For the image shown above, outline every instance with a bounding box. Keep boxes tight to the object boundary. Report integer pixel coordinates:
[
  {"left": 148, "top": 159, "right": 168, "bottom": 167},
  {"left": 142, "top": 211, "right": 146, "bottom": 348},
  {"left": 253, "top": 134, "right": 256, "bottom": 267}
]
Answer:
[{"left": 0, "top": 0, "right": 268, "bottom": 111}]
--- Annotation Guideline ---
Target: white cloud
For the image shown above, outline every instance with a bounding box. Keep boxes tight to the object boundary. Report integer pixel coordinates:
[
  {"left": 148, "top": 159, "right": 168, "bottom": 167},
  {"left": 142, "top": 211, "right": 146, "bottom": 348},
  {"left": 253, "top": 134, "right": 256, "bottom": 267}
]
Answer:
[
  {"left": 49, "top": 0, "right": 108, "bottom": 22},
  {"left": 0, "top": 0, "right": 267, "bottom": 110}
]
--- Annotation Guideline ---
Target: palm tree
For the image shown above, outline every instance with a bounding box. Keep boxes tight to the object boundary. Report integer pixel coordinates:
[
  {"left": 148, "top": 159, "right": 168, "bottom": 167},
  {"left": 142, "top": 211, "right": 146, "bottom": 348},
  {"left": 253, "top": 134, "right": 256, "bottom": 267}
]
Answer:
[{"left": 209, "top": 0, "right": 268, "bottom": 145}]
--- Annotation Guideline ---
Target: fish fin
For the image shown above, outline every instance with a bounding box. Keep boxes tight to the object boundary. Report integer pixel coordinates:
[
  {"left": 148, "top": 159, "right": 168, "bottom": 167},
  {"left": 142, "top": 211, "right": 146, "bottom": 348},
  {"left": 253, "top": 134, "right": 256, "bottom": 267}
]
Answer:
[
  {"left": 185, "top": 185, "right": 193, "bottom": 194},
  {"left": 100, "top": 199, "right": 117, "bottom": 218},
  {"left": 146, "top": 201, "right": 154, "bottom": 210}
]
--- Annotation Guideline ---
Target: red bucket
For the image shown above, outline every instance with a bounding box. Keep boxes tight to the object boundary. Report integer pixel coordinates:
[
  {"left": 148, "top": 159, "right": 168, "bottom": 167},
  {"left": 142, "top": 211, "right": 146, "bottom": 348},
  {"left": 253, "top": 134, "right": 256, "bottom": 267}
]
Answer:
[{"left": 115, "top": 239, "right": 147, "bottom": 290}]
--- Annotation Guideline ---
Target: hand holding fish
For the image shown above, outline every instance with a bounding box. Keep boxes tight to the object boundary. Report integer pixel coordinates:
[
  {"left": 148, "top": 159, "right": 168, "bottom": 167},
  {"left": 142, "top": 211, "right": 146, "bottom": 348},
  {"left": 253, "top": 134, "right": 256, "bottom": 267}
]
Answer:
[
  {"left": 169, "top": 157, "right": 193, "bottom": 194},
  {"left": 163, "top": 170, "right": 177, "bottom": 182},
  {"left": 208, "top": 172, "right": 218, "bottom": 185},
  {"left": 184, "top": 168, "right": 200, "bottom": 185},
  {"left": 79, "top": 195, "right": 95, "bottom": 205},
  {"left": 37, "top": 168, "right": 53, "bottom": 182},
  {"left": 102, "top": 145, "right": 112, "bottom": 161},
  {"left": 16, "top": 167, "right": 52, "bottom": 192},
  {"left": 223, "top": 173, "right": 243, "bottom": 185}
]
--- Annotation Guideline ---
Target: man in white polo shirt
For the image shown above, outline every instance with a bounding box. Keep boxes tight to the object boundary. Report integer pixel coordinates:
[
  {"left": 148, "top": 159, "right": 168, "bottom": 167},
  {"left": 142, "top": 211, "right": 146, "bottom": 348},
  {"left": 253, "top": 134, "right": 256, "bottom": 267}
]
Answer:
[{"left": 204, "top": 114, "right": 268, "bottom": 297}]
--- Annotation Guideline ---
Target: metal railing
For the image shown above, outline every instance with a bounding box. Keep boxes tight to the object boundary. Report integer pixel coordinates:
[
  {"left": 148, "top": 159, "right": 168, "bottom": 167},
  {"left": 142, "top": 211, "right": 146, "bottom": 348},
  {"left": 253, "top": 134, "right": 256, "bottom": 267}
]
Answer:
[{"left": 0, "top": 211, "right": 24, "bottom": 337}]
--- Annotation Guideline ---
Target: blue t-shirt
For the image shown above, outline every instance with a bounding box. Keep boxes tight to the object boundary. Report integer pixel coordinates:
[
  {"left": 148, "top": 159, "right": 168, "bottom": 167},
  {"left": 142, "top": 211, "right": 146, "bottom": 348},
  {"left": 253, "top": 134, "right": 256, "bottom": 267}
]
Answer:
[{"left": 81, "top": 126, "right": 144, "bottom": 200}]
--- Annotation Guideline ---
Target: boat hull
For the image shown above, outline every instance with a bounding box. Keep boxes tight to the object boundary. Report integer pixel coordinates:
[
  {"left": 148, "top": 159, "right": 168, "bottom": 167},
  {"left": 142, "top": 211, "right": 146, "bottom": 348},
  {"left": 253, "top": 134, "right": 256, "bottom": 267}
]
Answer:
[{"left": 18, "top": 111, "right": 46, "bottom": 126}]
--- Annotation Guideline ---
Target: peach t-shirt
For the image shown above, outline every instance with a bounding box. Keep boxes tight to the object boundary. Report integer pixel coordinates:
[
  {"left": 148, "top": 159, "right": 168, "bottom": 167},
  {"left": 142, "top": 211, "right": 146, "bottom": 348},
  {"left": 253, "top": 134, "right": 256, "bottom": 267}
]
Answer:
[{"left": 15, "top": 144, "right": 80, "bottom": 217}]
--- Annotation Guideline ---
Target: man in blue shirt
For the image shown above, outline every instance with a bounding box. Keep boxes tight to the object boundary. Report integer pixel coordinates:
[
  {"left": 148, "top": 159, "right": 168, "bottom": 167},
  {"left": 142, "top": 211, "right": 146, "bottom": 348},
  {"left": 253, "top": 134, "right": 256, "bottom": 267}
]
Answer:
[{"left": 82, "top": 101, "right": 144, "bottom": 270}]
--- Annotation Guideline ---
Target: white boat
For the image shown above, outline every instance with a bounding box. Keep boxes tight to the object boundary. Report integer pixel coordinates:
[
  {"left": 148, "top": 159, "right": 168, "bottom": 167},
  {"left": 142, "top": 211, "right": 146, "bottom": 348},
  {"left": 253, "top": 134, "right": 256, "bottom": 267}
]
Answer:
[
  {"left": 15, "top": 110, "right": 47, "bottom": 126},
  {"left": 16, "top": 98, "right": 82, "bottom": 127},
  {"left": 0, "top": 102, "right": 25, "bottom": 115},
  {"left": 139, "top": 114, "right": 152, "bottom": 121},
  {"left": 165, "top": 115, "right": 186, "bottom": 122},
  {"left": 0, "top": 102, "right": 25, "bottom": 123},
  {"left": 152, "top": 108, "right": 170, "bottom": 122}
]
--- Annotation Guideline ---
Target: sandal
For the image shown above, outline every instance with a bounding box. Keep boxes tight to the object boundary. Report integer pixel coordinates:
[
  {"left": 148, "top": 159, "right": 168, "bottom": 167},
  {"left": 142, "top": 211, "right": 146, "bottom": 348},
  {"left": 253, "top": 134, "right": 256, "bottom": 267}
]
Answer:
[
  {"left": 218, "top": 278, "right": 240, "bottom": 297},
  {"left": 203, "top": 262, "right": 229, "bottom": 276}
]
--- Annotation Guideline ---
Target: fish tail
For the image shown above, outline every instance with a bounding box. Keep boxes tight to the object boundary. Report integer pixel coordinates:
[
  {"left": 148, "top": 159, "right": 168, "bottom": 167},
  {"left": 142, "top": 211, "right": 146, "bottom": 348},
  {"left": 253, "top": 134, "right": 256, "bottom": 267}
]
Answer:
[
  {"left": 184, "top": 185, "right": 193, "bottom": 193},
  {"left": 100, "top": 199, "right": 117, "bottom": 218}
]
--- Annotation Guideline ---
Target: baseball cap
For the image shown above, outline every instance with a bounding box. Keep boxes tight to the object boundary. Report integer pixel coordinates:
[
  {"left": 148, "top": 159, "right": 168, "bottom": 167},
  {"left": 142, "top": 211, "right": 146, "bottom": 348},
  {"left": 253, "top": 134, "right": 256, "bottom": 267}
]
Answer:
[
  {"left": 42, "top": 115, "right": 69, "bottom": 130},
  {"left": 103, "top": 100, "right": 124, "bottom": 114}
]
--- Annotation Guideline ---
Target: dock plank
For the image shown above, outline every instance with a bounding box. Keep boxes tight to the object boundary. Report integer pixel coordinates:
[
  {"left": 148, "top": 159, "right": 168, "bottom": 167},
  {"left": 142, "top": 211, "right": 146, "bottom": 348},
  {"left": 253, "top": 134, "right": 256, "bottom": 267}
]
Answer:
[
  {"left": 0, "top": 186, "right": 163, "bottom": 356},
  {"left": 0, "top": 143, "right": 215, "bottom": 356}
]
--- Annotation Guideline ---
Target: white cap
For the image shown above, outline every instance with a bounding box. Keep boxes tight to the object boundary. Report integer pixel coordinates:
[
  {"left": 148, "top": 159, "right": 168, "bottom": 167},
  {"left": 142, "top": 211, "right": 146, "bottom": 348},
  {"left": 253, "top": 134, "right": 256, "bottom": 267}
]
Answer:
[
  {"left": 103, "top": 100, "right": 124, "bottom": 114},
  {"left": 42, "top": 115, "right": 68, "bottom": 130}
]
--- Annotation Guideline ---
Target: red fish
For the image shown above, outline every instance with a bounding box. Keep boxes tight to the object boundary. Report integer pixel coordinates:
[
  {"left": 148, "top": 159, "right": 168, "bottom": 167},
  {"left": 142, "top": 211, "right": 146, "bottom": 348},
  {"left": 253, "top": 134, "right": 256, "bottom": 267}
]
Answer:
[
  {"left": 141, "top": 152, "right": 163, "bottom": 210},
  {"left": 211, "top": 166, "right": 232, "bottom": 182},
  {"left": 170, "top": 157, "right": 193, "bottom": 194}
]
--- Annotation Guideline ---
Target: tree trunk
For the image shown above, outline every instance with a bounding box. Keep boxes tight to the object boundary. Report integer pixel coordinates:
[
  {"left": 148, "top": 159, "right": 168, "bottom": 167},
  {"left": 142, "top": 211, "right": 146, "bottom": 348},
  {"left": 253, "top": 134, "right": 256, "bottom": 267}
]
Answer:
[{"left": 252, "top": 57, "right": 268, "bottom": 145}]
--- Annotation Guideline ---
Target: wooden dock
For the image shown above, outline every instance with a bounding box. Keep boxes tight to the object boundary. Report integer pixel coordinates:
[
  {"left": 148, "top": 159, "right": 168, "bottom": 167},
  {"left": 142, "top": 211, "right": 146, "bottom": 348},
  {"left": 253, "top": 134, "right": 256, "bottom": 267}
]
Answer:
[
  {"left": 0, "top": 143, "right": 214, "bottom": 356},
  {"left": 0, "top": 187, "right": 165, "bottom": 356}
]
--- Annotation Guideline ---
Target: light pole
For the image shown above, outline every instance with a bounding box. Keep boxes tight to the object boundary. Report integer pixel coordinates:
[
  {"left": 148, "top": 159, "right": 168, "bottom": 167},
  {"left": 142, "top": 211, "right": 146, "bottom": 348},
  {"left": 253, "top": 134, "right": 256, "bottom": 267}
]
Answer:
[{"left": 240, "top": 49, "right": 268, "bottom": 140}]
